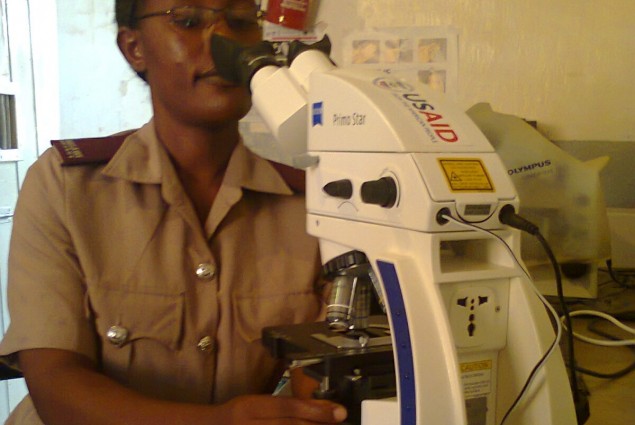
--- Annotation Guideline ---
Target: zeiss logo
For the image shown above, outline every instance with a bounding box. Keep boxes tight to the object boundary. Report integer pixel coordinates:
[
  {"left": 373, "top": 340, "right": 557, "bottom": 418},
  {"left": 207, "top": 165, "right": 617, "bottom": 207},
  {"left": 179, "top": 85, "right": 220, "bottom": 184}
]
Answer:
[{"left": 312, "top": 102, "right": 324, "bottom": 126}]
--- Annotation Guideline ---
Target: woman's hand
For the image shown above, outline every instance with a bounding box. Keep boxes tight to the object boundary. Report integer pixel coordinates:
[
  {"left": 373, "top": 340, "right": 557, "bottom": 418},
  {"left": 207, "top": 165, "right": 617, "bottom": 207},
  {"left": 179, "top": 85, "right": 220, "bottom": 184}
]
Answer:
[
  {"left": 19, "top": 348, "right": 346, "bottom": 425},
  {"left": 215, "top": 394, "right": 347, "bottom": 424}
]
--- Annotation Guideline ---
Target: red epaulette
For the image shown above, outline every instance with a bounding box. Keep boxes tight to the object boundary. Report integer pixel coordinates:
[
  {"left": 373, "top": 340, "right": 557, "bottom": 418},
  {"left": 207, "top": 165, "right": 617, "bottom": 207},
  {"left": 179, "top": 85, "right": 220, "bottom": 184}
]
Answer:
[
  {"left": 51, "top": 131, "right": 307, "bottom": 193},
  {"left": 51, "top": 130, "right": 136, "bottom": 166},
  {"left": 269, "top": 161, "right": 306, "bottom": 194}
]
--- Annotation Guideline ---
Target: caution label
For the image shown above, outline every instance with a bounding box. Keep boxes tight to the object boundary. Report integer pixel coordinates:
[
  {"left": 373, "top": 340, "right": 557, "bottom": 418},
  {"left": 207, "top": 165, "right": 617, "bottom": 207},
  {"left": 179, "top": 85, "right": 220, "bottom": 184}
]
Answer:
[
  {"left": 461, "top": 360, "right": 493, "bottom": 398},
  {"left": 438, "top": 159, "right": 494, "bottom": 192}
]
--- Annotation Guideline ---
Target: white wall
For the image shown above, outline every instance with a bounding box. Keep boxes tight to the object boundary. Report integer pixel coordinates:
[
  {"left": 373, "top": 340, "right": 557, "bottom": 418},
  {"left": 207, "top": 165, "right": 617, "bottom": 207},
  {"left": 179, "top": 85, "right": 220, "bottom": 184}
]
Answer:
[
  {"left": 56, "top": 0, "right": 151, "bottom": 139},
  {"left": 356, "top": 0, "right": 635, "bottom": 141},
  {"left": 29, "top": 1, "right": 61, "bottom": 155},
  {"left": 53, "top": 0, "right": 633, "bottom": 142}
]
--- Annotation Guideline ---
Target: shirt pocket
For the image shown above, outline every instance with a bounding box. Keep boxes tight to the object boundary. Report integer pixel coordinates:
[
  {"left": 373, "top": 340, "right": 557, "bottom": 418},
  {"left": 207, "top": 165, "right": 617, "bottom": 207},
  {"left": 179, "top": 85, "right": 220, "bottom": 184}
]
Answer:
[
  {"left": 88, "top": 286, "right": 184, "bottom": 384},
  {"left": 233, "top": 290, "right": 321, "bottom": 344}
]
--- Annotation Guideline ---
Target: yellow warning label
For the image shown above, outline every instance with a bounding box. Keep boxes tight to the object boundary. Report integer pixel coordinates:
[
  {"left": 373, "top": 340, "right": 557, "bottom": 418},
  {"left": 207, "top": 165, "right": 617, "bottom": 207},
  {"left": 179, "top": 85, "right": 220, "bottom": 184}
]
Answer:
[
  {"left": 461, "top": 360, "right": 493, "bottom": 397},
  {"left": 460, "top": 360, "right": 492, "bottom": 374},
  {"left": 438, "top": 159, "right": 494, "bottom": 192}
]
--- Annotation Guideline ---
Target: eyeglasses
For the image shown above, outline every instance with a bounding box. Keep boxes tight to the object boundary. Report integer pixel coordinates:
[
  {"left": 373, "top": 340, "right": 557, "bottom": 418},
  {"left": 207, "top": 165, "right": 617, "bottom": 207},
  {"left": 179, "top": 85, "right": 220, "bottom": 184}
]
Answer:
[{"left": 134, "top": 4, "right": 264, "bottom": 33}]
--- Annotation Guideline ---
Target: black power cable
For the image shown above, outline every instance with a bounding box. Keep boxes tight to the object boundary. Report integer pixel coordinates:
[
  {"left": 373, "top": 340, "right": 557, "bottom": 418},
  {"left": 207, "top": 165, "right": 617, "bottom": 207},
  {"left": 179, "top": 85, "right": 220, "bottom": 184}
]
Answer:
[{"left": 499, "top": 205, "right": 588, "bottom": 424}]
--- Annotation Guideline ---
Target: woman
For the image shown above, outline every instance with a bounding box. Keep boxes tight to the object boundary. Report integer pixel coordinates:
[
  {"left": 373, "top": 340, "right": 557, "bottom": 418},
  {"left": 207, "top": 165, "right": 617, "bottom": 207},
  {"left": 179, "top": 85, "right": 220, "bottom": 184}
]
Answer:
[{"left": 0, "top": 1, "right": 346, "bottom": 423}]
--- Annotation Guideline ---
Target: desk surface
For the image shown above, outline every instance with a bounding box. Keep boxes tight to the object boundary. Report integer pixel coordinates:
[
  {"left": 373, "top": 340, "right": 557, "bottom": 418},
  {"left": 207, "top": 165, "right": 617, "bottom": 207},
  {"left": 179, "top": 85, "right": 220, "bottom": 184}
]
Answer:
[{"left": 571, "top": 318, "right": 635, "bottom": 425}]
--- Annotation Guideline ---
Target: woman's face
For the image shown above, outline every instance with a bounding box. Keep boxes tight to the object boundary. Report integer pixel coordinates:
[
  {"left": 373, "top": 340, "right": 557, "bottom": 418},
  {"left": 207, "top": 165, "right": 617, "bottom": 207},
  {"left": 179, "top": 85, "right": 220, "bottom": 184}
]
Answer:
[{"left": 124, "top": 0, "right": 262, "bottom": 128}]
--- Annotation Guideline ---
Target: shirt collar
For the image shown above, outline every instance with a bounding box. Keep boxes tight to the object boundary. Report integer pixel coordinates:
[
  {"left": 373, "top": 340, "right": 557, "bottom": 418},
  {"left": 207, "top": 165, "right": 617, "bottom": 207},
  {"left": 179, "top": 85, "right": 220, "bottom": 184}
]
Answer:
[
  {"left": 224, "top": 141, "right": 293, "bottom": 196},
  {"left": 102, "top": 120, "right": 294, "bottom": 196}
]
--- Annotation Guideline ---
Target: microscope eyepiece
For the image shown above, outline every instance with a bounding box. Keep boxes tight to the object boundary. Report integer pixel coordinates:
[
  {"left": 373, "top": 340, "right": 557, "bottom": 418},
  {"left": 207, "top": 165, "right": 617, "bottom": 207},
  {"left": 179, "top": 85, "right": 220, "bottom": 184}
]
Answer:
[{"left": 210, "top": 34, "right": 278, "bottom": 88}]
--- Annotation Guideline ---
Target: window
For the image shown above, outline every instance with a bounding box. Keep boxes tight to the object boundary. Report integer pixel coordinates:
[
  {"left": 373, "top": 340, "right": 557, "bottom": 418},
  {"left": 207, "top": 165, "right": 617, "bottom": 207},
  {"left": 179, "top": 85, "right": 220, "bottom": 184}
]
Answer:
[
  {"left": 0, "top": 94, "right": 15, "bottom": 150},
  {"left": 0, "top": 0, "right": 18, "bottom": 159}
]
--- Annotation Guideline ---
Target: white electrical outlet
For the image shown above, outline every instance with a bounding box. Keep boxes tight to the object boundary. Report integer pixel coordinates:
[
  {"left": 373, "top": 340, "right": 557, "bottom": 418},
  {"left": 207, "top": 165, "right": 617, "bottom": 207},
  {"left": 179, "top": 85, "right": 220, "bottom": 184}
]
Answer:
[{"left": 449, "top": 286, "right": 498, "bottom": 348}]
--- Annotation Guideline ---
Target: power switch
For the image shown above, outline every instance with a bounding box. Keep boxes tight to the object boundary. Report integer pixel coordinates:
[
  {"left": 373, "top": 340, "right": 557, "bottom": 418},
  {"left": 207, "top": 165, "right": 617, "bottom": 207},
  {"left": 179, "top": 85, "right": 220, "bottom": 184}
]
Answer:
[{"left": 361, "top": 177, "right": 398, "bottom": 208}]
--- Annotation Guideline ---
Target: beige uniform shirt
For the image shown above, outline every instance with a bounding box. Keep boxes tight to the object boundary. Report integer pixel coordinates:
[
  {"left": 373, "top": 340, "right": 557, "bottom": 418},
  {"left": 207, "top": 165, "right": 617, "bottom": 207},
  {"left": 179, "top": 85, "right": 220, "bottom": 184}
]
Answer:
[{"left": 0, "top": 122, "right": 322, "bottom": 423}]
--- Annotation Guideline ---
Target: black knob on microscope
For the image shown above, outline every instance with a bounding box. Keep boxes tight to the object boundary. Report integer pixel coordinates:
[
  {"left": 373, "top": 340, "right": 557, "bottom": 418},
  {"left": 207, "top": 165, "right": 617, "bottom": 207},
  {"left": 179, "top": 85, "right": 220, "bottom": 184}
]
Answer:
[
  {"left": 323, "top": 179, "right": 353, "bottom": 199},
  {"left": 361, "top": 176, "right": 398, "bottom": 208}
]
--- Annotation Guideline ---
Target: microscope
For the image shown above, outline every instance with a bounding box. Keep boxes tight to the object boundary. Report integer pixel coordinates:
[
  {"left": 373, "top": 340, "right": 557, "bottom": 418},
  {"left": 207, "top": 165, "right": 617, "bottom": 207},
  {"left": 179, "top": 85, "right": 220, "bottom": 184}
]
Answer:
[{"left": 212, "top": 36, "right": 577, "bottom": 425}]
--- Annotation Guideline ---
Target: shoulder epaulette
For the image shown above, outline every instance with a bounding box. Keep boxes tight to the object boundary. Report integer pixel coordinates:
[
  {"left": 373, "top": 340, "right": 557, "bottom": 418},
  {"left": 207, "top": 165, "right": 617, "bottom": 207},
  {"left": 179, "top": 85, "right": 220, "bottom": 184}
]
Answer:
[
  {"left": 269, "top": 161, "right": 306, "bottom": 193},
  {"left": 51, "top": 130, "right": 136, "bottom": 166}
]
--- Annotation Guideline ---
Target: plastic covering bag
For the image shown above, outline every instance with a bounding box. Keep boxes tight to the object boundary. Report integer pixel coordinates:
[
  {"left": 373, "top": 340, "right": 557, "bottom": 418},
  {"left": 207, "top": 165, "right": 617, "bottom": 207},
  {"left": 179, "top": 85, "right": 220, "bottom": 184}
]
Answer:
[{"left": 467, "top": 103, "right": 611, "bottom": 269}]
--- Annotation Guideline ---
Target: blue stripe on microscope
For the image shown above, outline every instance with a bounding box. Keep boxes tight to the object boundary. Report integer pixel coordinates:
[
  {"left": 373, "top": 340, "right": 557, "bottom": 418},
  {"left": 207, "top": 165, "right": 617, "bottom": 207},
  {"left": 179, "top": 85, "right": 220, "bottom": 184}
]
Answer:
[{"left": 376, "top": 260, "right": 416, "bottom": 425}]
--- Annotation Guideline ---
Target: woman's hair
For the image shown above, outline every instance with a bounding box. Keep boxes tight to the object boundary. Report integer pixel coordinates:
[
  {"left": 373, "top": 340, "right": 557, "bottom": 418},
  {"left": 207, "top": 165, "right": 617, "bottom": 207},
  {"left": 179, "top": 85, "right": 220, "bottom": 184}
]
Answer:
[{"left": 115, "top": 0, "right": 139, "bottom": 28}]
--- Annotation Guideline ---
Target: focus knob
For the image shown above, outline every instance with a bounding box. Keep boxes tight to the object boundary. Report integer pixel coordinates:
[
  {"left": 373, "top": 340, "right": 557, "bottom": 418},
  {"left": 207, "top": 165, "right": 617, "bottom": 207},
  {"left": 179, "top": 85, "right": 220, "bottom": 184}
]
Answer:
[{"left": 361, "top": 177, "right": 398, "bottom": 208}]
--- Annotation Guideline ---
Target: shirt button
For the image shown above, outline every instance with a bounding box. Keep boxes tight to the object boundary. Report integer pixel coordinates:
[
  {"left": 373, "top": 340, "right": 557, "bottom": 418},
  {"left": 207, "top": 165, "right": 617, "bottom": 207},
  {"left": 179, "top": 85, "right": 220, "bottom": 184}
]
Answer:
[
  {"left": 197, "top": 336, "right": 215, "bottom": 352},
  {"left": 196, "top": 263, "right": 217, "bottom": 281},
  {"left": 106, "top": 325, "right": 129, "bottom": 347}
]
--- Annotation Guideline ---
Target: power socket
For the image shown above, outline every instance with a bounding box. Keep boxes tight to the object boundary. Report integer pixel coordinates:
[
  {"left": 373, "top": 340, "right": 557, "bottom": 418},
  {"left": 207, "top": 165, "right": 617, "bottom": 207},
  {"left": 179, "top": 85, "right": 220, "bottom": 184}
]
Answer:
[{"left": 449, "top": 286, "right": 499, "bottom": 348}]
